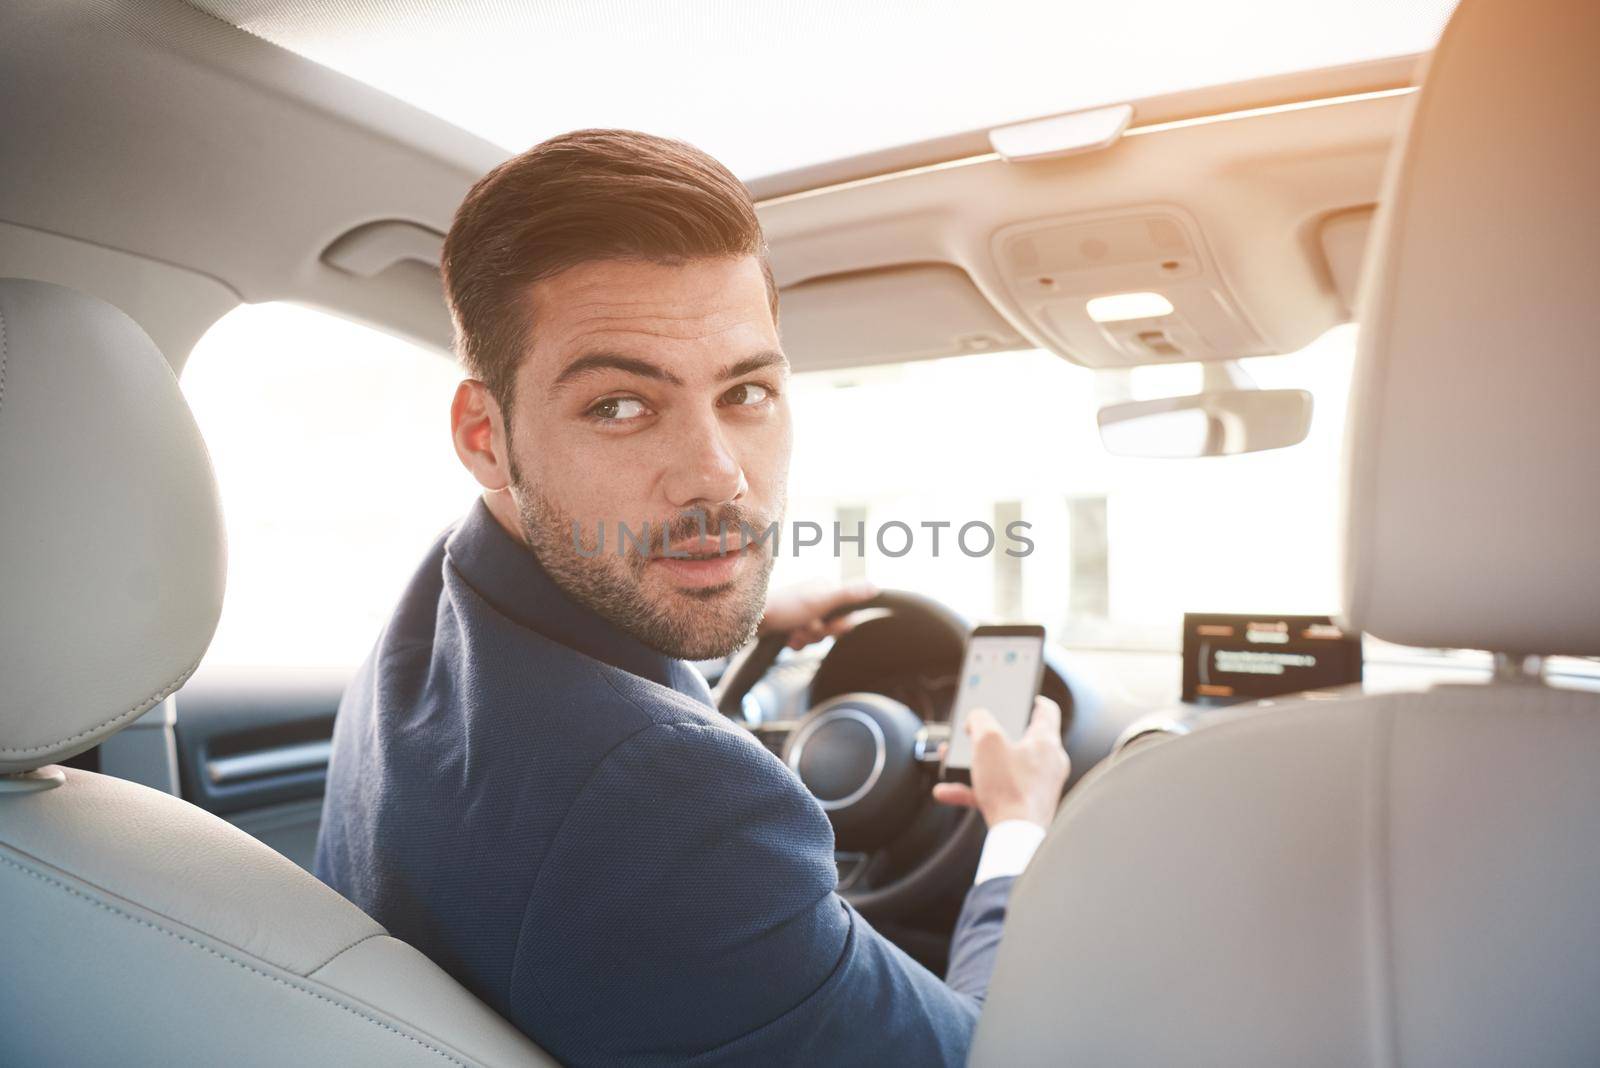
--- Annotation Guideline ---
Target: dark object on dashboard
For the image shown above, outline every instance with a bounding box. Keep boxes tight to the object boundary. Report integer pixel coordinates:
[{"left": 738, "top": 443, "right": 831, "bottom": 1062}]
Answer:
[{"left": 1181, "top": 612, "right": 1361, "bottom": 705}]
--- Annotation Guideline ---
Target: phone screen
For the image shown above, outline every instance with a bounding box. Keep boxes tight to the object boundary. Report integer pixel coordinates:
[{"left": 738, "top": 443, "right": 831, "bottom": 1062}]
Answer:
[{"left": 944, "top": 628, "right": 1045, "bottom": 772}]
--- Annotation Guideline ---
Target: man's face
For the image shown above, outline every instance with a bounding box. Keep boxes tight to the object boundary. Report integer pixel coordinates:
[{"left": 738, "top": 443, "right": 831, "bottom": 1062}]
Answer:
[{"left": 501, "top": 255, "right": 790, "bottom": 661}]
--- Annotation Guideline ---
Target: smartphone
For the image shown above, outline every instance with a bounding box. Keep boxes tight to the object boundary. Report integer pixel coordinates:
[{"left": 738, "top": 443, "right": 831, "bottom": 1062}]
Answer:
[{"left": 941, "top": 624, "right": 1047, "bottom": 784}]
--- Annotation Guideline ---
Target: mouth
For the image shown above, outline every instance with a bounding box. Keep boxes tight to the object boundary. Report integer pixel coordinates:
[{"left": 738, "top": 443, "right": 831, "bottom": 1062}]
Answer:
[{"left": 647, "top": 540, "right": 755, "bottom": 589}]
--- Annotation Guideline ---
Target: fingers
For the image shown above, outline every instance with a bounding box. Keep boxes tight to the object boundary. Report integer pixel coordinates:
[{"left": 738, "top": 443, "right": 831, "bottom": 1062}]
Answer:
[
  {"left": 811, "top": 584, "right": 877, "bottom": 639},
  {"left": 819, "top": 615, "right": 857, "bottom": 639},
  {"left": 836, "top": 577, "right": 879, "bottom": 604},
  {"left": 1024, "top": 695, "right": 1061, "bottom": 741},
  {"left": 786, "top": 621, "right": 825, "bottom": 650},
  {"left": 809, "top": 578, "right": 878, "bottom": 617},
  {"left": 792, "top": 611, "right": 871, "bottom": 649},
  {"left": 931, "top": 782, "right": 976, "bottom": 808},
  {"left": 772, "top": 580, "right": 878, "bottom": 648}
]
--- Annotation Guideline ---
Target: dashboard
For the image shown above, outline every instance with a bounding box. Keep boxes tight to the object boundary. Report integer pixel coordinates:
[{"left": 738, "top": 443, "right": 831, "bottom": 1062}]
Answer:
[{"left": 727, "top": 606, "right": 1375, "bottom": 802}]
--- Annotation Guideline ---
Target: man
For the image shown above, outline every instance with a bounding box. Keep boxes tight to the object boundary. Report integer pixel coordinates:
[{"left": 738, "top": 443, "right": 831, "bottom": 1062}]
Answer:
[{"left": 315, "top": 129, "right": 1069, "bottom": 1066}]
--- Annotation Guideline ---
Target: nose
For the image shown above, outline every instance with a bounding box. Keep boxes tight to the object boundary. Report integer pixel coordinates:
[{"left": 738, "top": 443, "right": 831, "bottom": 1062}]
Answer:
[{"left": 661, "top": 408, "right": 747, "bottom": 510}]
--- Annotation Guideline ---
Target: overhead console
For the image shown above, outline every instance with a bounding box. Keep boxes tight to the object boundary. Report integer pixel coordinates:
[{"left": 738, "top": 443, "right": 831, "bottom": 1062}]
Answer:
[
  {"left": 760, "top": 75, "right": 1410, "bottom": 375},
  {"left": 992, "top": 207, "right": 1271, "bottom": 368}
]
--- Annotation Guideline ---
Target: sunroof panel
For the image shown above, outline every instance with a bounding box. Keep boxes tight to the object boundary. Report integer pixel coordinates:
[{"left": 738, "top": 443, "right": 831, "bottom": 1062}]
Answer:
[{"left": 191, "top": 0, "right": 1457, "bottom": 179}]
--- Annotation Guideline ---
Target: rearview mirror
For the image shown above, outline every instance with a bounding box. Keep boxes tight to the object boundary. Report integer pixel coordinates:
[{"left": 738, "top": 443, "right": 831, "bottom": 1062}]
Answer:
[{"left": 1096, "top": 388, "right": 1313, "bottom": 458}]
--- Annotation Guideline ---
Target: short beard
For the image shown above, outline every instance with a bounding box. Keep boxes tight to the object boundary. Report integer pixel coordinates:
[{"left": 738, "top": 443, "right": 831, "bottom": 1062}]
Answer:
[{"left": 510, "top": 469, "right": 776, "bottom": 662}]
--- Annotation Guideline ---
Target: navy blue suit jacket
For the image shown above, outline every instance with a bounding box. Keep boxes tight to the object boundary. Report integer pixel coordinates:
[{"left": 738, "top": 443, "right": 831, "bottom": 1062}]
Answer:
[{"left": 315, "top": 501, "right": 1013, "bottom": 1065}]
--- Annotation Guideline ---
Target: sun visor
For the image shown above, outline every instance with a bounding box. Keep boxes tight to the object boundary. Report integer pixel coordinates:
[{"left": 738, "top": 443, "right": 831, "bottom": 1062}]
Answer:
[{"left": 779, "top": 263, "right": 1026, "bottom": 372}]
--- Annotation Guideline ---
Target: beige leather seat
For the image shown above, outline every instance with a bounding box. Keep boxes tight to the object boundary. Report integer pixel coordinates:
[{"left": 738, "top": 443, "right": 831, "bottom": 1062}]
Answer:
[
  {"left": 0, "top": 279, "right": 555, "bottom": 1066},
  {"left": 973, "top": 0, "right": 1600, "bottom": 1064}
]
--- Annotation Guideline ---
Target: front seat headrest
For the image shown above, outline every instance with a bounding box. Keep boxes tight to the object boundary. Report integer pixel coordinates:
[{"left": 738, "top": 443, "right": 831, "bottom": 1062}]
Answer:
[
  {"left": 0, "top": 279, "right": 225, "bottom": 773},
  {"left": 1341, "top": 0, "right": 1600, "bottom": 658}
]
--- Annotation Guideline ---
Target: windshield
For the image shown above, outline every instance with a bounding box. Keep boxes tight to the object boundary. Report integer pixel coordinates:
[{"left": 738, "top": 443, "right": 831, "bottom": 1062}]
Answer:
[
  {"left": 181, "top": 307, "right": 1598, "bottom": 692},
  {"left": 191, "top": 0, "right": 1456, "bottom": 178},
  {"left": 184, "top": 302, "right": 1354, "bottom": 671},
  {"left": 770, "top": 324, "right": 1358, "bottom": 651}
]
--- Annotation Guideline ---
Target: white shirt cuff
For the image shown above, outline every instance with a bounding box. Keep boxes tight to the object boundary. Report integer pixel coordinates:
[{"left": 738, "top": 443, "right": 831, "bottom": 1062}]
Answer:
[{"left": 973, "top": 819, "right": 1047, "bottom": 885}]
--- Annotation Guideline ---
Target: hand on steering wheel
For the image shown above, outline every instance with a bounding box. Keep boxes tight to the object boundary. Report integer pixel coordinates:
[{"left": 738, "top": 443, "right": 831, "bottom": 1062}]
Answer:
[{"left": 758, "top": 579, "right": 880, "bottom": 650}]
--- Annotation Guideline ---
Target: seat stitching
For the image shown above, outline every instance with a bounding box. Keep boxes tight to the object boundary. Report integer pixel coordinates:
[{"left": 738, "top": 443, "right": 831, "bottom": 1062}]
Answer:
[
  {"left": 0, "top": 654, "right": 201, "bottom": 754},
  {"left": 306, "top": 929, "right": 389, "bottom": 977},
  {"left": 0, "top": 852, "right": 471, "bottom": 1067},
  {"left": 0, "top": 301, "right": 9, "bottom": 422}
]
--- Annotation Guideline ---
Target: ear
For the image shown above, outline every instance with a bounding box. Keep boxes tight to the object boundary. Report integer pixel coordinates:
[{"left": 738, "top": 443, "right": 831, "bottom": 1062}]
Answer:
[{"left": 451, "top": 379, "right": 512, "bottom": 492}]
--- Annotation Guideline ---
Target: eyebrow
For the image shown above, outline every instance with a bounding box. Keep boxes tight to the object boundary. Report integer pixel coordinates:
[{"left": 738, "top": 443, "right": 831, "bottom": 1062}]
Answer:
[
  {"left": 719, "top": 350, "right": 789, "bottom": 381},
  {"left": 551, "top": 349, "right": 789, "bottom": 390},
  {"left": 553, "top": 352, "right": 683, "bottom": 389}
]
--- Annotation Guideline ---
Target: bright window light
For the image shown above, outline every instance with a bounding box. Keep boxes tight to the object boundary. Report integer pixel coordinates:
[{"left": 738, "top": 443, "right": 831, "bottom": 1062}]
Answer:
[
  {"left": 194, "top": 0, "right": 1458, "bottom": 179},
  {"left": 182, "top": 303, "right": 478, "bottom": 672},
  {"left": 1087, "top": 292, "right": 1175, "bottom": 323}
]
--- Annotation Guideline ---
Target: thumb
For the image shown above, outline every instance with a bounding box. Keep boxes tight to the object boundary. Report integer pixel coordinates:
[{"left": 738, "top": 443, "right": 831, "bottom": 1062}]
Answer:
[
  {"left": 965, "top": 707, "right": 996, "bottom": 737},
  {"left": 1025, "top": 695, "right": 1062, "bottom": 740},
  {"left": 813, "top": 578, "right": 878, "bottom": 615}
]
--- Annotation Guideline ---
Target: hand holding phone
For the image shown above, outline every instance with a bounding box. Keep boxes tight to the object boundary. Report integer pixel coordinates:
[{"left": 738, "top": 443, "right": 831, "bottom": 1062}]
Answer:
[
  {"left": 933, "top": 697, "right": 1068, "bottom": 828},
  {"left": 941, "top": 625, "right": 1046, "bottom": 785},
  {"left": 935, "top": 624, "right": 1069, "bottom": 829}
]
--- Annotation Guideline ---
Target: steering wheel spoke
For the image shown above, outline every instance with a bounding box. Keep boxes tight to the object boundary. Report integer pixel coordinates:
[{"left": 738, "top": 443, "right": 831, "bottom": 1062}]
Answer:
[
  {"left": 834, "top": 850, "right": 870, "bottom": 892},
  {"left": 912, "top": 722, "right": 950, "bottom": 767},
  {"left": 750, "top": 718, "right": 801, "bottom": 759}
]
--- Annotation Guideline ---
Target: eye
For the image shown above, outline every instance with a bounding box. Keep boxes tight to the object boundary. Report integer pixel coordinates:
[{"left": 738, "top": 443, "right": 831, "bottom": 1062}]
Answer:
[
  {"left": 587, "top": 396, "right": 651, "bottom": 422},
  {"left": 722, "top": 382, "right": 773, "bottom": 407}
]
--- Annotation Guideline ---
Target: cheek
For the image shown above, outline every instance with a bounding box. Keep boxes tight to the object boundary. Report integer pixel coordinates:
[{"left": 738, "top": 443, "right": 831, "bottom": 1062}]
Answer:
[
  {"left": 523, "top": 424, "right": 663, "bottom": 521},
  {"left": 740, "top": 406, "right": 793, "bottom": 498}
]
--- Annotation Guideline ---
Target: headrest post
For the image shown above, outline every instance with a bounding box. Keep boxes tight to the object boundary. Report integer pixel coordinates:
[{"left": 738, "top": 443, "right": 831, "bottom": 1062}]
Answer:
[
  {"left": 0, "top": 767, "right": 67, "bottom": 794},
  {"left": 1492, "top": 653, "right": 1546, "bottom": 685}
]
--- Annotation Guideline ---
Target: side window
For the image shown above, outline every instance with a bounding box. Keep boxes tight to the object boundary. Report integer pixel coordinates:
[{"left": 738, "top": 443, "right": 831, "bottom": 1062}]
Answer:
[{"left": 181, "top": 303, "right": 479, "bottom": 674}]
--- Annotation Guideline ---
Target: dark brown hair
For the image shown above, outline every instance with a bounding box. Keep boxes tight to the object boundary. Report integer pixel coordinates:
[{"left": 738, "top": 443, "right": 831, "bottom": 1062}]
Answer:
[{"left": 441, "top": 128, "right": 777, "bottom": 416}]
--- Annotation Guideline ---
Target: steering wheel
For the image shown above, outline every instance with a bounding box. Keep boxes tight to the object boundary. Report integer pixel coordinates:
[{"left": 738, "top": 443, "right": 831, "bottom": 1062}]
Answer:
[{"left": 715, "top": 590, "right": 986, "bottom": 918}]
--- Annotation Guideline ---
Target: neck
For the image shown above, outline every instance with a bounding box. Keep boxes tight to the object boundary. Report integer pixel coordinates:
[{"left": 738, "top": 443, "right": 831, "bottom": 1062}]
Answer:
[{"left": 481, "top": 488, "right": 526, "bottom": 547}]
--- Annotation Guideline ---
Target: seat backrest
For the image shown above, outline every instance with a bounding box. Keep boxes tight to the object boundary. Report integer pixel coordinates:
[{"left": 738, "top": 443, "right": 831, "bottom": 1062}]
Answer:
[
  {"left": 977, "top": 683, "right": 1600, "bottom": 1067},
  {"left": 973, "top": 0, "right": 1600, "bottom": 1063},
  {"left": 0, "top": 279, "right": 554, "bottom": 1066}
]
